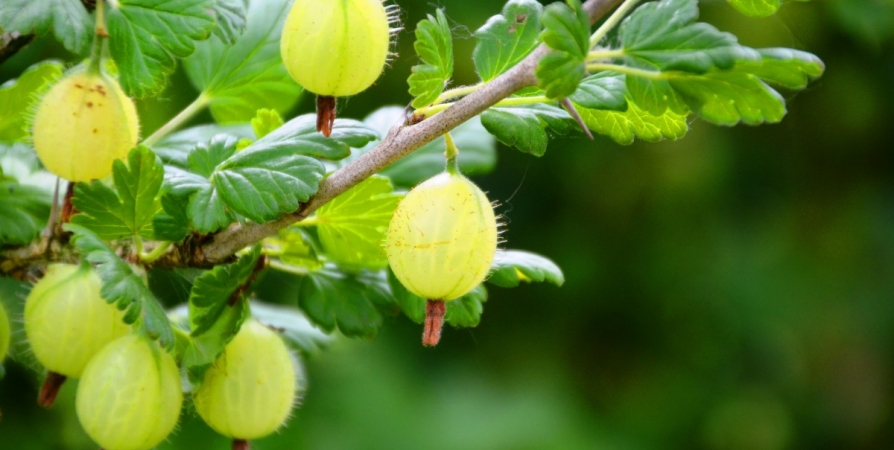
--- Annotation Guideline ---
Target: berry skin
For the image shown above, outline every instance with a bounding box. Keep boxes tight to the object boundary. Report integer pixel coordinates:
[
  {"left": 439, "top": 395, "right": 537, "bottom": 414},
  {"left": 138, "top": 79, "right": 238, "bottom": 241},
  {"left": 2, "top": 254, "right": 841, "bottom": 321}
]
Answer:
[
  {"left": 386, "top": 171, "right": 498, "bottom": 301},
  {"left": 24, "top": 264, "right": 130, "bottom": 378},
  {"left": 31, "top": 68, "right": 139, "bottom": 182},
  {"left": 76, "top": 334, "right": 183, "bottom": 450},
  {"left": 194, "top": 320, "right": 297, "bottom": 441},
  {"left": 0, "top": 301, "right": 10, "bottom": 362},
  {"left": 280, "top": 0, "right": 391, "bottom": 97}
]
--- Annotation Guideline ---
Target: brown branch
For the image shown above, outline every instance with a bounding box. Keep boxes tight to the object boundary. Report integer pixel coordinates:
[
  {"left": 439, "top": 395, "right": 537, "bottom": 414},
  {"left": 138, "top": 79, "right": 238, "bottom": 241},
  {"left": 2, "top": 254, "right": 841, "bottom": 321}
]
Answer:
[{"left": 3, "top": 0, "right": 625, "bottom": 273}]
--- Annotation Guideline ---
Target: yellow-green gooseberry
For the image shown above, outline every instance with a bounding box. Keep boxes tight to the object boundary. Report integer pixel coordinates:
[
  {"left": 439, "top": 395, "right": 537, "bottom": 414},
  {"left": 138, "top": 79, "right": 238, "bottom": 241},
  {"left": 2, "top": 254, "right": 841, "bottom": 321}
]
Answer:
[
  {"left": 194, "top": 320, "right": 297, "bottom": 443},
  {"left": 76, "top": 334, "right": 183, "bottom": 450},
  {"left": 0, "top": 301, "right": 10, "bottom": 363},
  {"left": 24, "top": 263, "right": 130, "bottom": 406},
  {"left": 31, "top": 68, "right": 139, "bottom": 182}
]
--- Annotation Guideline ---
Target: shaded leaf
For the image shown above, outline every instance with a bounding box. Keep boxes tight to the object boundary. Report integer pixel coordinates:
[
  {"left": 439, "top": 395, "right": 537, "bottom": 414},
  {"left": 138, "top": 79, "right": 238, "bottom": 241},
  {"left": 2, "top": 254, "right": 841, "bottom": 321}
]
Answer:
[
  {"left": 474, "top": 0, "right": 543, "bottom": 82},
  {"left": 210, "top": 0, "right": 248, "bottom": 44},
  {"left": 536, "top": 0, "right": 590, "bottom": 99},
  {"left": 0, "top": 0, "right": 92, "bottom": 54},
  {"left": 569, "top": 71, "right": 628, "bottom": 111},
  {"left": 151, "top": 123, "right": 254, "bottom": 169},
  {"left": 487, "top": 250, "right": 565, "bottom": 288},
  {"left": 188, "top": 246, "right": 260, "bottom": 336},
  {"left": 152, "top": 194, "right": 190, "bottom": 242},
  {"left": 409, "top": 9, "right": 454, "bottom": 108},
  {"left": 298, "top": 267, "right": 394, "bottom": 338},
  {"left": 0, "top": 180, "right": 50, "bottom": 245},
  {"left": 480, "top": 103, "right": 574, "bottom": 156}
]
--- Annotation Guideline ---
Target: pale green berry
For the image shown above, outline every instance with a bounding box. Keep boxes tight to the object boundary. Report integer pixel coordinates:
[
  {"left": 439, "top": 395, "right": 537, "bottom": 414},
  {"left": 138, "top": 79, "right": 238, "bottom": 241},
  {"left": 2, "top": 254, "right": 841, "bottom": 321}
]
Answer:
[
  {"left": 24, "top": 263, "right": 130, "bottom": 378},
  {"left": 386, "top": 171, "right": 498, "bottom": 301},
  {"left": 32, "top": 69, "right": 139, "bottom": 181},
  {"left": 0, "top": 301, "right": 10, "bottom": 362},
  {"left": 76, "top": 334, "right": 183, "bottom": 450},
  {"left": 194, "top": 320, "right": 297, "bottom": 440}
]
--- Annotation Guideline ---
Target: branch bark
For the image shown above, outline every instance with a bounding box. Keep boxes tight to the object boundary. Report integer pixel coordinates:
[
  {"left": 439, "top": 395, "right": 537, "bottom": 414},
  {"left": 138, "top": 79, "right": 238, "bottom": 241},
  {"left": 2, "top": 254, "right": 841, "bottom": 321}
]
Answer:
[{"left": 2, "top": 0, "right": 625, "bottom": 273}]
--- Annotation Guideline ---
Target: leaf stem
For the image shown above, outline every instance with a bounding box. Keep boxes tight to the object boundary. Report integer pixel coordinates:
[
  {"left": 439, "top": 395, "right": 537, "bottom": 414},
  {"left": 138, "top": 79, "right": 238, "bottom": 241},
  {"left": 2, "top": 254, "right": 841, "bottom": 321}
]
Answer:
[
  {"left": 417, "top": 95, "right": 554, "bottom": 118},
  {"left": 434, "top": 84, "right": 483, "bottom": 104},
  {"left": 141, "top": 93, "right": 211, "bottom": 147},
  {"left": 587, "top": 49, "right": 625, "bottom": 61},
  {"left": 586, "top": 63, "right": 666, "bottom": 79},
  {"left": 589, "top": 0, "right": 641, "bottom": 47},
  {"left": 267, "top": 259, "right": 311, "bottom": 276},
  {"left": 140, "top": 241, "right": 173, "bottom": 264}
]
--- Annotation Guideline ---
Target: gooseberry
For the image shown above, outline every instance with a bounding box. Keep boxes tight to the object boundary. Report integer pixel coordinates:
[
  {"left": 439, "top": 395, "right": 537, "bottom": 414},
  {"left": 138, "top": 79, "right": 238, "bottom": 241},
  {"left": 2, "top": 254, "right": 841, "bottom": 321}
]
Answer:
[
  {"left": 31, "top": 68, "right": 139, "bottom": 182},
  {"left": 76, "top": 334, "right": 183, "bottom": 450},
  {"left": 193, "top": 320, "right": 297, "bottom": 446},
  {"left": 386, "top": 168, "right": 498, "bottom": 345},
  {"left": 24, "top": 263, "right": 130, "bottom": 407},
  {"left": 0, "top": 301, "right": 10, "bottom": 363}
]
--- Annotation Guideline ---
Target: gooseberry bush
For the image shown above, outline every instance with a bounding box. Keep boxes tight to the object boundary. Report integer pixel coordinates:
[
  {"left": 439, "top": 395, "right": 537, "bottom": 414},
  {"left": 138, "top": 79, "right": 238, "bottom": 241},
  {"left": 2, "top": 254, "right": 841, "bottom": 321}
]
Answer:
[{"left": 0, "top": 0, "right": 823, "bottom": 448}]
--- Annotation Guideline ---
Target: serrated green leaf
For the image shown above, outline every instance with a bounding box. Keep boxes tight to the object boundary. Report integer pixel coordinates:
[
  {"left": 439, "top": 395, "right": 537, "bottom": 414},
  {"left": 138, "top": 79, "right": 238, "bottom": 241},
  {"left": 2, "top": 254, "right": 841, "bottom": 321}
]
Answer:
[
  {"left": 569, "top": 71, "right": 628, "bottom": 111},
  {"left": 65, "top": 224, "right": 174, "bottom": 349},
  {"left": 625, "top": 65, "right": 689, "bottom": 116},
  {"left": 182, "top": 297, "right": 248, "bottom": 379},
  {"left": 735, "top": 48, "right": 825, "bottom": 90},
  {"left": 152, "top": 194, "right": 190, "bottom": 242},
  {"left": 0, "top": 60, "right": 64, "bottom": 142},
  {"left": 669, "top": 71, "right": 786, "bottom": 126},
  {"left": 474, "top": 0, "right": 543, "bottom": 82},
  {"left": 0, "top": 0, "right": 92, "bottom": 54},
  {"left": 298, "top": 267, "right": 394, "bottom": 338},
  {"left": 71, "top": 146, "right": 164, "bottom": 240},
  {"left": 487, "top": 250, "right": 565, "bottom": 288},
  {"left": 251, "top": 109, "right": 283, "bottom": 139},
  {"left": 314, "top": 176, "right": 402, "bottom": 271},
  {"left": 152, "top": 123, "right": 254, "bottom": 169},
  {"left": 184, "top": 0, "right": 302, "bottom": 123},
  {"left": 480, "top": 103, "right": 574, "bottom": 156},
  {"left": 250, "top": 301, "right": 332, "bottom": 354},
  {"left": 107, "top": 0, "right": 216, "bottom": 96},
  {"left": 409, "top": 9, "right": 454, "bottom": 108},
  {"left": 252, "top": 114, "right": 378, "bottom": 160},
  {"left": 0, "top": 180, "right": 50, "bottom": 245},
  {"left": 210, "top": 0, "right": 248, "bottom": 44},
  {"left": 620, "top": 0, "right": 759, "bottom": 73},
  {"left": 188, "top": 246, "right": 260, "bottom": 336},
  {"left": 265, "top": 227, "right": 322, "bottom": 272},
  {"left": 536, "top": 0, "right": 590, "bottom": 99},
  {"left": 356, "top": 106, "right": 496, "bottom": 187},
  {"left": 444, "top": 285, "right": 487, "bottom": 328},
  {"left": 574, "top": 95, "right": 688, "bottom": 145},
  {"left": 188, "top": 185, "right": 234, "bottom": 233}
]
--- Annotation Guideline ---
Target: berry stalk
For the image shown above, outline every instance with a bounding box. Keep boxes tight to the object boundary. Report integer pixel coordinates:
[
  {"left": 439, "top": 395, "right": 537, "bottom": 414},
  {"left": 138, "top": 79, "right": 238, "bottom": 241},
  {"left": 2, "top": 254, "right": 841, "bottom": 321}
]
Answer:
[{"left": 423, "top": 300, "right": 446, "bottom": 347}]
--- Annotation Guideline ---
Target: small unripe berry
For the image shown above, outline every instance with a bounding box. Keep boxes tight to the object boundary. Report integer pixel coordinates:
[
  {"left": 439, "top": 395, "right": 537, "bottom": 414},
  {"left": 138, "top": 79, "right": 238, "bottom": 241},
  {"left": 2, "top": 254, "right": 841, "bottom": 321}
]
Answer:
[
  {"left": 76, "top": 334, "right": 183, "bottom": 450},
  {"left": 25, "top": 263, "right": 130, "bottom": 378},
  {"left": 32, "top": 68, "right": 139, "bottom": 181},
  {"left": 280, "top": 0, "right": 392, "bottom": 97},
  {"left": 194, "top": 320, "right": 297, "bottom": 441},
  {"left": 386, "top": 171, "right": 498, "bottom": 301}
]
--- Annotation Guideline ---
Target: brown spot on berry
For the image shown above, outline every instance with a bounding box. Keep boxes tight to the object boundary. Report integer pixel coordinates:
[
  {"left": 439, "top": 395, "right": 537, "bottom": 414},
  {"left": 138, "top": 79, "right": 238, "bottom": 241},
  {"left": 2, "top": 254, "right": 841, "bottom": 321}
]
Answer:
[{"left": 86, "top": 102, "right": 93, "bottom": 108}]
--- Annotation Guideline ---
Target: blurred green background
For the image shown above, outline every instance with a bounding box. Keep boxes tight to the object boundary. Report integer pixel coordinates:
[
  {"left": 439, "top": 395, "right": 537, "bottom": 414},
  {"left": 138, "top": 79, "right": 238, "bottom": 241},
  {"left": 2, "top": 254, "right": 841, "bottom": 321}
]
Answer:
[{"left": 2, "top": 0, "right": 894, "bottom": 449}]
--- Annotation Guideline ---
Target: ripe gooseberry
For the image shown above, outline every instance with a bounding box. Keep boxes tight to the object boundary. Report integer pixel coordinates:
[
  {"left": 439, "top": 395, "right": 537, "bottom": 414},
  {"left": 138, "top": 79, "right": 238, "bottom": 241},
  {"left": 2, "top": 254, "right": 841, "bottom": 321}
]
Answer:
[
  {"left": 24, "top": 263, "right": 130, "bottom": 407},
  {"left": 31, "top": 68, "right": 139, "bottom": 182},
  {"left": 76, "top": 334, "right": 183, "bottom": 450},
  {"left": 386, "top": 152, "right": 498, "bottom": 346},
  {"left": 280, "top": 0, "right": 397, "bottom": 136},
  {"left": 193, "top": 320, "right": 297, "bottom": 449}
]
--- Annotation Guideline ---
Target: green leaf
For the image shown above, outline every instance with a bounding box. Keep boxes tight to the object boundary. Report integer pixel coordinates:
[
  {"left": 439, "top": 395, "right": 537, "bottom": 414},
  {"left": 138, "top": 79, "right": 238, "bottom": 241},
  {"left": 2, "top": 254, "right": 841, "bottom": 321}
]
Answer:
[
  {"left": 314, "top": 176, "right": 402, "bottom": 271},
  {"left": 252, "top": 113, "right": 378, "bottom": 161},
  {"left": 265, "top": 227, "right": 323, "bottom": 272},
  {"left": 0, "top": 60, "right": 64, "bottom": 142},
  {"left": 65, "top": 224, "right": 175, "bottom": 349},
  {"left": 107, "top": 0, "right": 216, "bottom": 96},
  {"left": 152, "top": 123, "right": 254, "bottom": 169},
  {"left": 387, "top": 267, "right": 425, "bottom": 324},
  {"left": 250, "top": 301, "right": 332, "bottom": 353},
  {"left": 668, "top": 71, "right": 786, "bottom": 126},
  {"left": 152, "top": 194, "right": 190, "bottom": 242},
  {"left": 182, "top": 296, "right": 248, "bottom": 379},
  {"left": 210, "top": 0, "right": 248, "bottom": 44},
  {"left": 574, "top": 95, "right": 688, "bottom": 145},
  {"left": 184, "top": 0, "right": 302, "bottom": 123},
  {"left": 408, "top": 9, "right": 454, "bottom": 108},
  {"left": 536, "top": 0, "right": 590, "bottom": 99},
  {"left": 624, "top": 66, "right": 689, "bottom": 116},
  {"left": 727, "top": 0, "right": 808, "bottom": 17},
  {"left": 480, "top": 103, "right": 575, "bottom": 156},
  {"left": 188, "top": 246, "right": 260, "bottom": 336},
  {"left": 71, "top": 146, "right": 164, "bottom": 240},
  {"left": 473, "top": 0, "right": 543, "bottom": 82},
  {"left": 569, "top": 71, "right": 628, "bottom": 111},
  {"left": 251, "top": 109, "right": 283, "bottom": 139},
  {"left": 298, "top": 267, "right": 394, "bottom": 338},
  {"left": 619, "top": 0, "right": 759, "bottom": 73},
  {"left": 487, "top": 250, "right": 565, "bottom": 288},
  {"left": 0, "top": 180, "right": 50, "bottom": 245},
  {"left": 444, "top": 285, "right": 488, "bottom": 328},
  {"left": 735, "top": 48, "right": 825, "bottom": 90},
  {"left": 0, "top": 0, "right": 92, "bottom": 54},
  {"left": 356, "top": 106, "right": 496, "bottom": 187}
]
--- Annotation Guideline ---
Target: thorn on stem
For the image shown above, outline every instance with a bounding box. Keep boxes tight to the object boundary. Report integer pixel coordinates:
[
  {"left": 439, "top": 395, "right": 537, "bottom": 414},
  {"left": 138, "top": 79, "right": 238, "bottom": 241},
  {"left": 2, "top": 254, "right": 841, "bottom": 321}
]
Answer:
[
  {"left": 38, "top": 371, "right": 67, "bottom": 408},
  {"left": 423, "top": 300, "right": 446, "bottom": 347},
  {"left": 561, "top": 98, "right": 594, "bottom": 141},
  {"left": 316, "top": 96, "right": 336, "bottom": 137}
]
